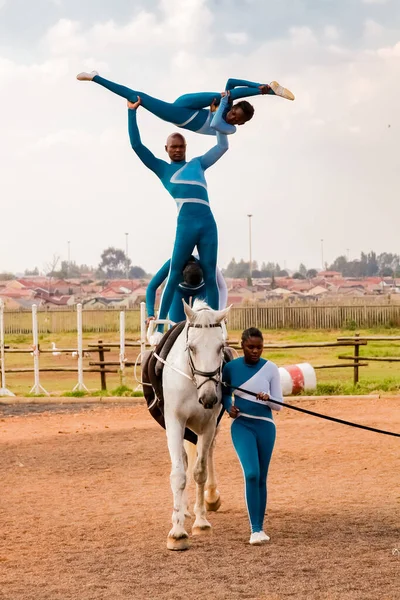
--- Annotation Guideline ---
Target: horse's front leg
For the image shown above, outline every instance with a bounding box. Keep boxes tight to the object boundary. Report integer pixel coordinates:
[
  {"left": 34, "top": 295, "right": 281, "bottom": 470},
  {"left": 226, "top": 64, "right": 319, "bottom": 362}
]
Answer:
[
  {"left": 192, "top": 424, "right": 215, "bottom": 536},
  {"left": 205, "top": 426, "right": 221, "bottom": 512},
  {"left": 165, "top": 420, "right": 190, "bottom": 551}
]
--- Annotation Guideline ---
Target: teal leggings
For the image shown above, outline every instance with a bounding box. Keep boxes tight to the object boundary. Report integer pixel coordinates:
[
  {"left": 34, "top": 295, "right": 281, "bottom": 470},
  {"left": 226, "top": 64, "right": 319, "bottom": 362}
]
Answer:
[
  {"left": 231, "top": 416, "right": 276, "bottom": 533},
  {"left": 157, "top": 206, "right": 218, "bottom": 332}
]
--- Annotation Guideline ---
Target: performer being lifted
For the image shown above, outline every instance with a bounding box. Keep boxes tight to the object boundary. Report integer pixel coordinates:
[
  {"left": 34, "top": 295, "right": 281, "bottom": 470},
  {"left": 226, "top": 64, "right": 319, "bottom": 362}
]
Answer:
[{"left": 76, "top": 72, "right": 295, "bottom": 135}]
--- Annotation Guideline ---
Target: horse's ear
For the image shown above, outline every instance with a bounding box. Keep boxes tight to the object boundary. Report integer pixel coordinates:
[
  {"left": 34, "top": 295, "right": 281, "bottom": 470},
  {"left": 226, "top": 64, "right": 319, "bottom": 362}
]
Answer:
[
  {"left": 213, "top": 305, "right": 232, "bottom": 324},
  {"left": 183, "top": 299, "right": 196, "bottom": 321}
]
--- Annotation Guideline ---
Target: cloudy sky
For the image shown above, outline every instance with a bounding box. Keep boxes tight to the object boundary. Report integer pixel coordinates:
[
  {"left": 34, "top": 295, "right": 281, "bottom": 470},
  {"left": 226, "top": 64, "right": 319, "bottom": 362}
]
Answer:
[{"left": 1, "top": 0, "right": 399, "bottom": 275}]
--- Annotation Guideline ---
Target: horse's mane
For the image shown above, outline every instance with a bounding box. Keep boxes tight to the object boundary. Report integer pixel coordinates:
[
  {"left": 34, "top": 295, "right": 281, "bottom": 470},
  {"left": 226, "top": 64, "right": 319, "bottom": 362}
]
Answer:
[{"left": 190, "top": 299, "right": 218, "bottom": 326}]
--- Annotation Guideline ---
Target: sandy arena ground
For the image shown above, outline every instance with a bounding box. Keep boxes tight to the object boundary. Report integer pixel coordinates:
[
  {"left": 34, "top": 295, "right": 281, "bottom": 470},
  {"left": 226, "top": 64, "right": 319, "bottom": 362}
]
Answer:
[{"left": 0, "top": 397, "right": 399, "bottom": 600}]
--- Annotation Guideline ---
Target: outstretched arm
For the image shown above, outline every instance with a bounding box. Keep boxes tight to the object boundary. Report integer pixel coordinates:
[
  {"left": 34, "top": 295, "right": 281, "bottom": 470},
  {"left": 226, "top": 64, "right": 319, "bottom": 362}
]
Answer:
[
  {"left": 209, "top": 93, "right": 236, "bottom": 136},
  {"left": 199, "top": 95, "right": 230, "bottom": 168},
  {"left": 146, "top": 260, "right": 171, "bottom": 318},
  {"left": 265, "top": 364, "right": 284, "bottom": 411},
  {"left": 199, "top": 129, "right": 229, "bottom": 170},
  {"left": 128, "top": 99, "right": 165, "bottom": 178}
]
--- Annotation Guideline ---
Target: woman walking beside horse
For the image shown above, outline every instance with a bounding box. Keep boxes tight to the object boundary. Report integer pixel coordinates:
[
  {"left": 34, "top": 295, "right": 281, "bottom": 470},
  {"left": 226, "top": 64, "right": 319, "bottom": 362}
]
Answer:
[{"left": 222, "top": 327, "right": 283, "bottom": 545}]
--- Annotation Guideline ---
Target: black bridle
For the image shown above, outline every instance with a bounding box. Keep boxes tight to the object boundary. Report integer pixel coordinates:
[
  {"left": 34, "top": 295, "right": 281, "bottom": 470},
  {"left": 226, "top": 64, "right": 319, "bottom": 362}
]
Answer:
[{"left": 186, "top": 322, "right": 224, "bottom": 390}]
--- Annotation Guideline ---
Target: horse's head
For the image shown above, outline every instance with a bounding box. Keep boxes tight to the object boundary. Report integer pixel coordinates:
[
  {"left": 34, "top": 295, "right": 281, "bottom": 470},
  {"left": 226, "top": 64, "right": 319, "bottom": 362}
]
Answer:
[{"left": 183, "top": 299, "right": 231, "bottom": 409}]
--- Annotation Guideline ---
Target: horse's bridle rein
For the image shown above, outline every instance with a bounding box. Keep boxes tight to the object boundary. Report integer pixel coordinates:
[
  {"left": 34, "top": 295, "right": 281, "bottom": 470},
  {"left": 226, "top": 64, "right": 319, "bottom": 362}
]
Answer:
[{"left": 185, "top": 322, "right": 224, "bottom": 390}]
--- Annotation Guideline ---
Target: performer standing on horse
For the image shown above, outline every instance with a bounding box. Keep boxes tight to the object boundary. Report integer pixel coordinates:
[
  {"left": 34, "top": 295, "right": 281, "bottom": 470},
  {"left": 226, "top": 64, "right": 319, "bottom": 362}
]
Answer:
[{"left": 127, "top": 96, "right": 229, "bottom": 345}]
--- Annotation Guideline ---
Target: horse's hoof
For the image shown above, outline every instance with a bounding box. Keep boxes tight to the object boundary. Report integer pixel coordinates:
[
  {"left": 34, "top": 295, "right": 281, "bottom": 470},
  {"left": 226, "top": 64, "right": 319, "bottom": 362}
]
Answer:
[
  {"left": 167, "top": 535, "right": 190, "bottom": 551},
  {"left": 192, "top": 525, "right": 212, "bottom": 536},
  {"left": 205, "top": 496, "right": 221, "bottom": 512}
]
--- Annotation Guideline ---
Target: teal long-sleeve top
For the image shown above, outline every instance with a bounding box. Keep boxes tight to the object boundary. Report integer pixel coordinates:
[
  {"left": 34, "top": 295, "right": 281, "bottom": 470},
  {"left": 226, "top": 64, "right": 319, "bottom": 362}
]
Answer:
[
  {"left": 222, "top": 357, "right": 284, "bottom": 424},
  {"left": 128, "top": 100, "right": 228, "bottom": 213}
]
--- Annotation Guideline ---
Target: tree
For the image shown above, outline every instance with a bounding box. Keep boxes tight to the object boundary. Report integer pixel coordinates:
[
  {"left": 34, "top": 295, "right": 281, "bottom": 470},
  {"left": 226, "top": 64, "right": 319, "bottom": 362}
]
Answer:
[
  {"left": 306, "top": 268, "right": 318, "bottom": 278},
  {"left": 44, "top": 255, "right": 60, "bottom": 277},
  {"left": 293, "top": 272, "right": 305, "bottom": 279},
  {"left": 24, "top": 267, "right": 39, "bottom": 276},
  {"left": 366, "top": 251, "right": 379, "bottom": 277},
  {"left": 0, "top": 272, "right": 15, "bottom": 281},
  {"left": 378, "top": 252, "right": 399, "bottom": 275},
  {"left": 98, "top": 247, "right": 131, "bottom": 279},
  {"left": 329, "top": 255, "right": 348, "bottom": 275},
  {"left": 223, "top": 258, "right": 238, "bottom": 277},
  {"left": 299, "top": 263, "right": 307, "bottom": 277},
  {"left": 129, "top": 265, "right": 146, "bottom": 279}
]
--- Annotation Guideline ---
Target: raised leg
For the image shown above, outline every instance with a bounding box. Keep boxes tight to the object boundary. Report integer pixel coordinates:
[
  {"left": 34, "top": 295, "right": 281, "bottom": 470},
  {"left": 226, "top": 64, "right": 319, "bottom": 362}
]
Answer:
[
  {"left": 165, "top": 420, "right": 190, "bottom": 550},
  {"left": 192, "top": 425, "right": 216, "bottom": 535},
  {"left": 90, "top": 75, "right": 200, "bottom": 125},
  {"left": 205, "top": 428, "right": 221, "bottom": 512}
]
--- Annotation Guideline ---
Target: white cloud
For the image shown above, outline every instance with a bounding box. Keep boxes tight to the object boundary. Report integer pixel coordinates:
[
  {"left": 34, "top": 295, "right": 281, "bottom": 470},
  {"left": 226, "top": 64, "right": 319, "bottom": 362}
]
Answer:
[
  {"left": 1, "top": 1, "right": 400, "bottom": 273},
  {"left": 225, "top": 32, "right": 248, "bottom": 45},
  {"left": 376, "top": 40, "right": 400, "bottom": 56},
  {"left": 28, "top": 129, "right": 94, "bottom": 152},
  {"left": 362, "top": 0, "right": 390, "bottom": 4},
  {"left": 324, "top": 25, "right": 340, "bottom": 41},
  {"left": 364, "top": 19, "right": 384, "bottom": 37},
  {"left": 289, "top": 26, "right": 318, "bottom": 46}
]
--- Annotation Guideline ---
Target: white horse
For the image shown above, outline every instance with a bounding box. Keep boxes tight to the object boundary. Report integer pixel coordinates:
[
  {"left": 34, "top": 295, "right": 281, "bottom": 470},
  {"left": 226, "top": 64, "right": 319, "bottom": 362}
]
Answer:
[{"left": 162, "top": 299, "right": 230, "bottom": 550}]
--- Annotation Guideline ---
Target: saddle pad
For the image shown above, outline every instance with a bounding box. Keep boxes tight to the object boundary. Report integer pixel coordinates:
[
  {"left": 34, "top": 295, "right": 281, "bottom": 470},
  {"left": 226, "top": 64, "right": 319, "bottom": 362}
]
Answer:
[
  {"left": 143, "top": 322, "right": 198, "bottom": 444},
  {"left": 154, "top": 321, "right": 186, "bottom": 377},
  {"left": 142, "top": 326, "right": 234, "bottom": 445}
]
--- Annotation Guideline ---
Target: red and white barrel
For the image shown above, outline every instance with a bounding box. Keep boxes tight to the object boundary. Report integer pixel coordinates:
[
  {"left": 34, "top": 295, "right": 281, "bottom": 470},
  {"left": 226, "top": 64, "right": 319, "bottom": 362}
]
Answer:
[{"left": 278, "top": 363, "right": 317, "bottom": 395}]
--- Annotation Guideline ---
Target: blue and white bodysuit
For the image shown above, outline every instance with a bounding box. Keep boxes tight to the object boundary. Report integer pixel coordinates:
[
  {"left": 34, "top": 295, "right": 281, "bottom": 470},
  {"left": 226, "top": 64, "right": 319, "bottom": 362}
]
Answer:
[
  {"left": 91, "top": 76, "right": 270, "bottom": 134},
  {"left": 128, "top": 100, "right": 228, "bottom": 330},
  {"left": 222, "top": 357, "right": 283, "bottom": 534},
  {"left": 146, "top": 256, "right": 228, "bottom": 324}
]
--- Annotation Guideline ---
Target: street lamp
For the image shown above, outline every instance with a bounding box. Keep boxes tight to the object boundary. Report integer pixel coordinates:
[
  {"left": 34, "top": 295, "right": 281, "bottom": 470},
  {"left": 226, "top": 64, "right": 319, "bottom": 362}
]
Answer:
[
  {"left": 247, "top": 214, "right": 253, "bottom": 284},
  {"left": 67, "top": 241, "right": 70, "bottom": 277},
  {"left": 320, "top": 238, "right": 324, "bottom": 271},
  {"left": 125, "top": 233, "right": 129, "bottom": 279}
]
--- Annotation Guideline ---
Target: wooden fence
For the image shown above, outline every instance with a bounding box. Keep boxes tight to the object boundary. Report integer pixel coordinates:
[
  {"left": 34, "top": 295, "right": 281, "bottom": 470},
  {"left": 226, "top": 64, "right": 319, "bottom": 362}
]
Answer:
[{"left": 3, "top": 303, "right": 400, "bottom": 334}]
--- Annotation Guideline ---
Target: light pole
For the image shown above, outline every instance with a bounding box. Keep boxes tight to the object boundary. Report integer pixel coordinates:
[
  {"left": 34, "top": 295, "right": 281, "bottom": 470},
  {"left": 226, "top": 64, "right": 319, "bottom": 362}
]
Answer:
[
  {"left": 320, "top": 238, "right": 324, "bottom": 270},
  {"left": 67, "top": 241, "right": 70, "bottom": 277},
  {"left": 125, "top": 233, "right": 129, "bottom": 279},
  {"left": 247, "top": 214, "right": 253, "bottom": 284}
]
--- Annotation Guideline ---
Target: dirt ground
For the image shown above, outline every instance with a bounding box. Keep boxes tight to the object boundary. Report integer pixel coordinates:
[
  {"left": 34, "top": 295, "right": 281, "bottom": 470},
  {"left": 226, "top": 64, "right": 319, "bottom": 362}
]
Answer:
[{"left": 0, "top": 397, "right": 399, "bottom": 600}]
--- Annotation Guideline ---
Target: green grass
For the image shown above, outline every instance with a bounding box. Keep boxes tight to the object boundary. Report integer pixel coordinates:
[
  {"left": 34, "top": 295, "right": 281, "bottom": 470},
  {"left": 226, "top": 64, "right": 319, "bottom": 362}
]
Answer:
[
  {"left": 3, "top": 327, "right": 400, "bottom": 396},
  {"left": 301, "top": 378, "right": 400, "bottom": 396}
]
